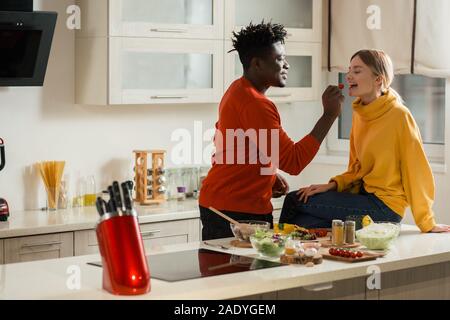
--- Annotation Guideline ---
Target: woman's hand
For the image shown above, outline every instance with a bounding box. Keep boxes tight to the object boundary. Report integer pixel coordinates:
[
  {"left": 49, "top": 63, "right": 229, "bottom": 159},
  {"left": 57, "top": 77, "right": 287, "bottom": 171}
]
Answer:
[
  {"left": 297, "top": 182, "right": 337, "bottom": 203},
  {"left": 429, "top": 224, "right": 450, "bottom": 233},
  {"left": 272, "top": 173, "right": 289, "bottom": 198}
]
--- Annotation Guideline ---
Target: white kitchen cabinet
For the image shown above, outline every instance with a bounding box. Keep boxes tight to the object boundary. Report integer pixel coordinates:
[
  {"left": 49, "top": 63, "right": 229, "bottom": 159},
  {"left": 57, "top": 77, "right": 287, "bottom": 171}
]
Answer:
[
  {"left": 74, "top": 219, "right": 200, "bottom": 256},
  {"left": 224, "top": 41, "right": 321, "bottom": 102},
  {"left": 77, "top": 0, "right": 224, "bottom": 39},
  {"left": 110, "top": 38, "right": 223, "bottom": 104},
  {"left": 74, "top": 230, "right": 100, "bottom": 256},
  {"left": 0, "top": 240, "right": 4, "bottom": 264},
  {"left": 76, "top": 37, "right": 223, "bottom": 105},
  {"left": 110, "top": 0, "right": 224, "bottom": 39},
  {"left": 4, "top": 233, "right": 74, "bottom": 264},
  {"left": 76, "top": 0, "right": 322, "bottom": 106},
  {"left": 237, "top": 277, "right": 367, "bottom": 300},
  {"left": 224, "top": 0, "right": 322, "bottom": 43},
  {"left": 270, "top": 277, "right": 366, "bottom": 300}
]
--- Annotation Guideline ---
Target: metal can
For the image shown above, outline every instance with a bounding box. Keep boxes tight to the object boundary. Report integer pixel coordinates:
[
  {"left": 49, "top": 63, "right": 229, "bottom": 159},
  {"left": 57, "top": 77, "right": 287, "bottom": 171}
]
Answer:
[{"left": 345, "top": 220, "right": 356, "bottom": 244}]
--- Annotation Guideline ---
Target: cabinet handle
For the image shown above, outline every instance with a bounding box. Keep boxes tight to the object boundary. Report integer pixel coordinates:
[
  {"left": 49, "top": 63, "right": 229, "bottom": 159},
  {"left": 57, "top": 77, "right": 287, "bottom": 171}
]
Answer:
[
  {"left": 140, "top": 230, "right": 161, "bottom": 238},
  {"left": 267, "top": 93, "right": 293, "bottom": 98},
  {"left": 21, "top": 241, "right": 62, "bottom": 249},
  {"left": 302, "top": 282, "right": 334, "bottom": 292},
  {"left": 150, "top": 28, "right": 188, "bottom": 33},
  {"left": 150, "top": 95, "right": 188, "bottom": 99}
]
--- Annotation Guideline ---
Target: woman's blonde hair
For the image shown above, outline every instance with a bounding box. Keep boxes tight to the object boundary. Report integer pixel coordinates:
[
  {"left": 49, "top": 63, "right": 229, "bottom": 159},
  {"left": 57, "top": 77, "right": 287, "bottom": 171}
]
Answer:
[{"left": 351, "top": 49, "right": 403, "bottom": 104}]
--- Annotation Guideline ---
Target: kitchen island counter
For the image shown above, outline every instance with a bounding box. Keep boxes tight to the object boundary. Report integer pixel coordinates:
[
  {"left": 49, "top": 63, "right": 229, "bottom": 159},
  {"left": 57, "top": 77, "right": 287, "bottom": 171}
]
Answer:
[{"left": 1, "top": 225, "right": 450, "bottom": 300}]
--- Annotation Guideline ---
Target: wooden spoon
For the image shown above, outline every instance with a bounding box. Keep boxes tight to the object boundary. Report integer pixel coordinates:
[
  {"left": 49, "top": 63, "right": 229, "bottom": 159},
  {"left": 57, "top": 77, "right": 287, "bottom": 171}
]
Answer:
[{"left": 208, "top": 207, "right": 253, "bottom": 235}]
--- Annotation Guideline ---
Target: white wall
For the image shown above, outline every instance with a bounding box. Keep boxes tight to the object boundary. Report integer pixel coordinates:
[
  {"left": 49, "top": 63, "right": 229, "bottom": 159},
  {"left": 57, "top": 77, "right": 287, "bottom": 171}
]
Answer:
[{"left": 0, "top": 1, "right": 448, "bottom": 228}]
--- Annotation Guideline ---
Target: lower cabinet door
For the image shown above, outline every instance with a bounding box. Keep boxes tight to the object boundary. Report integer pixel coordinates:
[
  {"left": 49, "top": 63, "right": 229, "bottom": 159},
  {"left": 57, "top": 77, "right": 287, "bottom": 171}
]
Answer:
[
  {"left": 237, "top": 277, "right": 367, "bottom": 300},
  {"left": 4, "top": 233, "right": 74, "bottom": 264},
  {"left": 0, "top": 240, "right": 4, "bottom": 264},
  {"left": 74, "top": 219, "right": 201, "bottom": 256},
  {"left": 379, "top": 261, "right": 450, "bottom": 300},
  {"left": 277, "top": 277, "right": 367, "bottom": 300}
]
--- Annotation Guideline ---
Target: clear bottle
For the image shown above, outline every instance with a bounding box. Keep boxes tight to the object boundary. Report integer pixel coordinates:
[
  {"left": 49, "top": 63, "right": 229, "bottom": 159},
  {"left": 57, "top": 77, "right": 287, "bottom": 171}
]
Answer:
[
  {"left": 83, "top": 175, "right": 96, "bottom": 207},
  {"left": 167, "top": 169, "right": 179, "bottom": 200},
  {"left": 74, "top": 174, "right": 85, "bottom": 207},
  {"left": 58, "top": 181, "right": 68, "bottom": 210},
  {"left": 199, "top": 166, "right": 210, "bottom": 191},
  {"left": 57, "top": 173, "right": 71, "bottom": 210}
]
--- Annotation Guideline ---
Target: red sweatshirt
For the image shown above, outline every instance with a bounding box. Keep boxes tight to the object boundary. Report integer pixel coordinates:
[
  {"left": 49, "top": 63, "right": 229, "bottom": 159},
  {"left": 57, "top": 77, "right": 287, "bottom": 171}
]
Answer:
[{"left": 199, "top": 77, "right": 320, "bottom": 214}]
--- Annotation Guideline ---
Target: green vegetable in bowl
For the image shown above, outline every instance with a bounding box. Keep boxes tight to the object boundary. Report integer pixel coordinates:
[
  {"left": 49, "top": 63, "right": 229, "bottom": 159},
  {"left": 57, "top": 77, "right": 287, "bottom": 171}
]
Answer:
[
  {"left": 289, "top": 230, "right": 317, "bottom": 241},
  {"left": 356, "top": 222, "right": 400, "bottom": 250},
  {"left": 250, "top": 231, "right": 286, "bottom": 258},
  {"left": 253, "top": 228, "right": 273, "bottom": 240}
]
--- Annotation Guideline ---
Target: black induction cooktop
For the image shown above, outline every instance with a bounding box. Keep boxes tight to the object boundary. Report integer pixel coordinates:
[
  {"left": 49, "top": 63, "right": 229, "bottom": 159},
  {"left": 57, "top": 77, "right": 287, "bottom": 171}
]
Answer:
[{"left": 88, "top": 249, "right": 283, "bottom": 282}]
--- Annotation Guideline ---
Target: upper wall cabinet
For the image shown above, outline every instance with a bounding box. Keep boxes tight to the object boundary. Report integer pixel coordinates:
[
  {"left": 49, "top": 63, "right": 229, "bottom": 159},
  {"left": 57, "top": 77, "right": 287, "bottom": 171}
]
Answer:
[
  {"left": 110, "top": 38, "right": 223, "bottom": 104},
  {"left": 76, "top": 37, "right": 223, "bottom": 105},
  {"left": 224, "top": 0, "right": 322, "bottom": 42},
  {"left": 224, "top": 41, "right": 321, "bottom": 102},
  {"left": 76, "top": 0, "right": 323, "bottom": 105},
  {"left": 110, "top": 0, "right": 224, "bottom": 39},
  {"left": 77, "top": 0, "right": 224, "bottom": 39}
]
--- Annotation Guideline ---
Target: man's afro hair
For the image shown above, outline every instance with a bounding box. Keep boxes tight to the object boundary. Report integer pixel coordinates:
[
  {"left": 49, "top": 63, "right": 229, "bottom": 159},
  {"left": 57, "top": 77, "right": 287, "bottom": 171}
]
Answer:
[{"left": 230, "top": 21, "right": 287, "bottom": 70}]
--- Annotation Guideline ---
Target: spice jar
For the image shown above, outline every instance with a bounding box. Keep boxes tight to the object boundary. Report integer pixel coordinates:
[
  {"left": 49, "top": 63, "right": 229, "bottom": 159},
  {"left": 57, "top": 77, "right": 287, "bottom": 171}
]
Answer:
[
  {"left": 177, "top": 187, "right": 186, "bottom": 201},
  {"left": 344, "top": 220, "right": 356, "bottom": 244},
  {"left": 345, "top": 220, "right": 356, "bottom": 244},
  {"left": 332, "top": 220, "right": 344, "bottom": 246}
]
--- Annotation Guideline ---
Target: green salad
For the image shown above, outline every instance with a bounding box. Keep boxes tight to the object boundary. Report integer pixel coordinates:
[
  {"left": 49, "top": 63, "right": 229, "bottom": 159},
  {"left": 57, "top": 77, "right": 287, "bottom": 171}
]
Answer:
[
  {"left": 250, "top": 229, "right": 286, "bottom": 258},
  {"left": 356, "top": 222, "right": 400, "bottom": 250}
]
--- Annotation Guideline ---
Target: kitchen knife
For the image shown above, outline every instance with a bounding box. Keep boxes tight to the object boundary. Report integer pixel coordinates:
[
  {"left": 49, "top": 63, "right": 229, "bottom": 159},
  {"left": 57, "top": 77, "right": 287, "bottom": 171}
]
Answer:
[
  {"left": 125, "top": 180, "right": 134, "bottom": 191},
  {"left": 107, "top": 186, "right": 117, "bottom": 214},
  {"left": 121, "top": 181, "right": 133, "bottom": 212},
  {"left": 96, "top": 197, "right": 106, "bottom": 216},
  {"left": 112, "top": 181, "right": 123, "bottom": 213}
]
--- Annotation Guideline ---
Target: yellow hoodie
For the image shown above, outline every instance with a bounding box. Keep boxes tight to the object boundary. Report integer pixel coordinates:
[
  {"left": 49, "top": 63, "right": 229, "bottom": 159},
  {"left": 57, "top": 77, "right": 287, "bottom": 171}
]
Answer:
[{"left": 330, "top": 90, "right": 436, "bottom": 232}]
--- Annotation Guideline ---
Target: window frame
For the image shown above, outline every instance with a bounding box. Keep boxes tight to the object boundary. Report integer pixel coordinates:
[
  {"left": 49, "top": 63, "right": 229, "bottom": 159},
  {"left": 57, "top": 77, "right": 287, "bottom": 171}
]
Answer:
[{"left": 325, "top": 72, "right": 446, "bottom": 164}]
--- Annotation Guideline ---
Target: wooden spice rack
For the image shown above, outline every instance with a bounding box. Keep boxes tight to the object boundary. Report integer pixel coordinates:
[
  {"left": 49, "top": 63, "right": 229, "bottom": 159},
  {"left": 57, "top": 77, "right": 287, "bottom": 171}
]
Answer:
[{"left": 133, "top": 150, "right": 166, "bottom": 205}]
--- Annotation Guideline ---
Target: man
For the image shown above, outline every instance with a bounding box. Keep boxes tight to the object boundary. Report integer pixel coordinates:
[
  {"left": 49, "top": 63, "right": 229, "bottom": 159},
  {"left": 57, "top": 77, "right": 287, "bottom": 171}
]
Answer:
[{"left": 199, "top": 21, "right": 343, "bottom": 240}]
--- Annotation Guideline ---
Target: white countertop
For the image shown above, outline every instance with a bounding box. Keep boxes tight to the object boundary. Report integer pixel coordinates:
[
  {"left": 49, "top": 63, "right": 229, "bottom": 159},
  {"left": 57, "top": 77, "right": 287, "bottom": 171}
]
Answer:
[
  {"left": 0, "top": 198, "right": 285, "bottom": 239},
  {"left": 1, "top": 225, "right": 449, "bottom": 300}
]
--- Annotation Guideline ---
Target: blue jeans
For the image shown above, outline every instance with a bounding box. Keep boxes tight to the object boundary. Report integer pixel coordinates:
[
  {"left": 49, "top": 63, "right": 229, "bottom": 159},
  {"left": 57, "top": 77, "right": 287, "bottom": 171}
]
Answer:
[{"left": 279, "top": 188, "right": 402, "bottom": 228}]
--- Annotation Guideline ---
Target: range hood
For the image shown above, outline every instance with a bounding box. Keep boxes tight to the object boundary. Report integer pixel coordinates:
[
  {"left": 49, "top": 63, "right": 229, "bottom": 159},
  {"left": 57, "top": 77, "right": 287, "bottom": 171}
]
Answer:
[{"left": 0, "top": 0, "right": 57, "bottom": 86}]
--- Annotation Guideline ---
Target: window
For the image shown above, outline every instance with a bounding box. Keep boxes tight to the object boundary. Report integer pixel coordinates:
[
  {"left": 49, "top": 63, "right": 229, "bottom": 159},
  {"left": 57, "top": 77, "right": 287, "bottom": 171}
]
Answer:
[{"left": 328, "top": 73, "right": 446, "bottom": 162}]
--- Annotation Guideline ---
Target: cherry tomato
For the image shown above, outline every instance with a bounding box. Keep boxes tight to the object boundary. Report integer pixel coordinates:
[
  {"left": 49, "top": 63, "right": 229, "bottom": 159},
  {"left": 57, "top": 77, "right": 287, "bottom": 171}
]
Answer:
[
  {"left": 356, "top": 251, "right": 363, "bottom": 258},
  {"left": 351, "top": 252, "right": 357, "bottom": 259}
]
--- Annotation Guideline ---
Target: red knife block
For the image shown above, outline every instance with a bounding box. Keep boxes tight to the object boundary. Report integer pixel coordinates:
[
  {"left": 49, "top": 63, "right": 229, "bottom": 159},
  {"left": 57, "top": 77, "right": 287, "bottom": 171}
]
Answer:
[{"left": 96, "top": 212, "right": 151, "bottom": 295}]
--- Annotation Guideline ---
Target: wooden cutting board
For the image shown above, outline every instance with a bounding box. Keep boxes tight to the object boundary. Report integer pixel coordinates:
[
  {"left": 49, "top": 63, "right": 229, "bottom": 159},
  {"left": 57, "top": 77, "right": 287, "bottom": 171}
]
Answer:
[
  {"left": 280, "top": 254, "right": 323, "bottom": 265},
  {"left": 320, "top": 239, "right": 361, "bottom": 248},
  {"left": 320, "top": 249, "right": 385, "bottom": 263},
  {"left": 230, "top": 239, "right": 253, "bottom": 248}
]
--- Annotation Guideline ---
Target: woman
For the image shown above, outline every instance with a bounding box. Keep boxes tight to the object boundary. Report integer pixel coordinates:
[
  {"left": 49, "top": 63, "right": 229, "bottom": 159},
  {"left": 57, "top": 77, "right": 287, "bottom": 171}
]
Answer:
[{"left": 279, "top": 49, "right": 450, "bottom": 233}]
